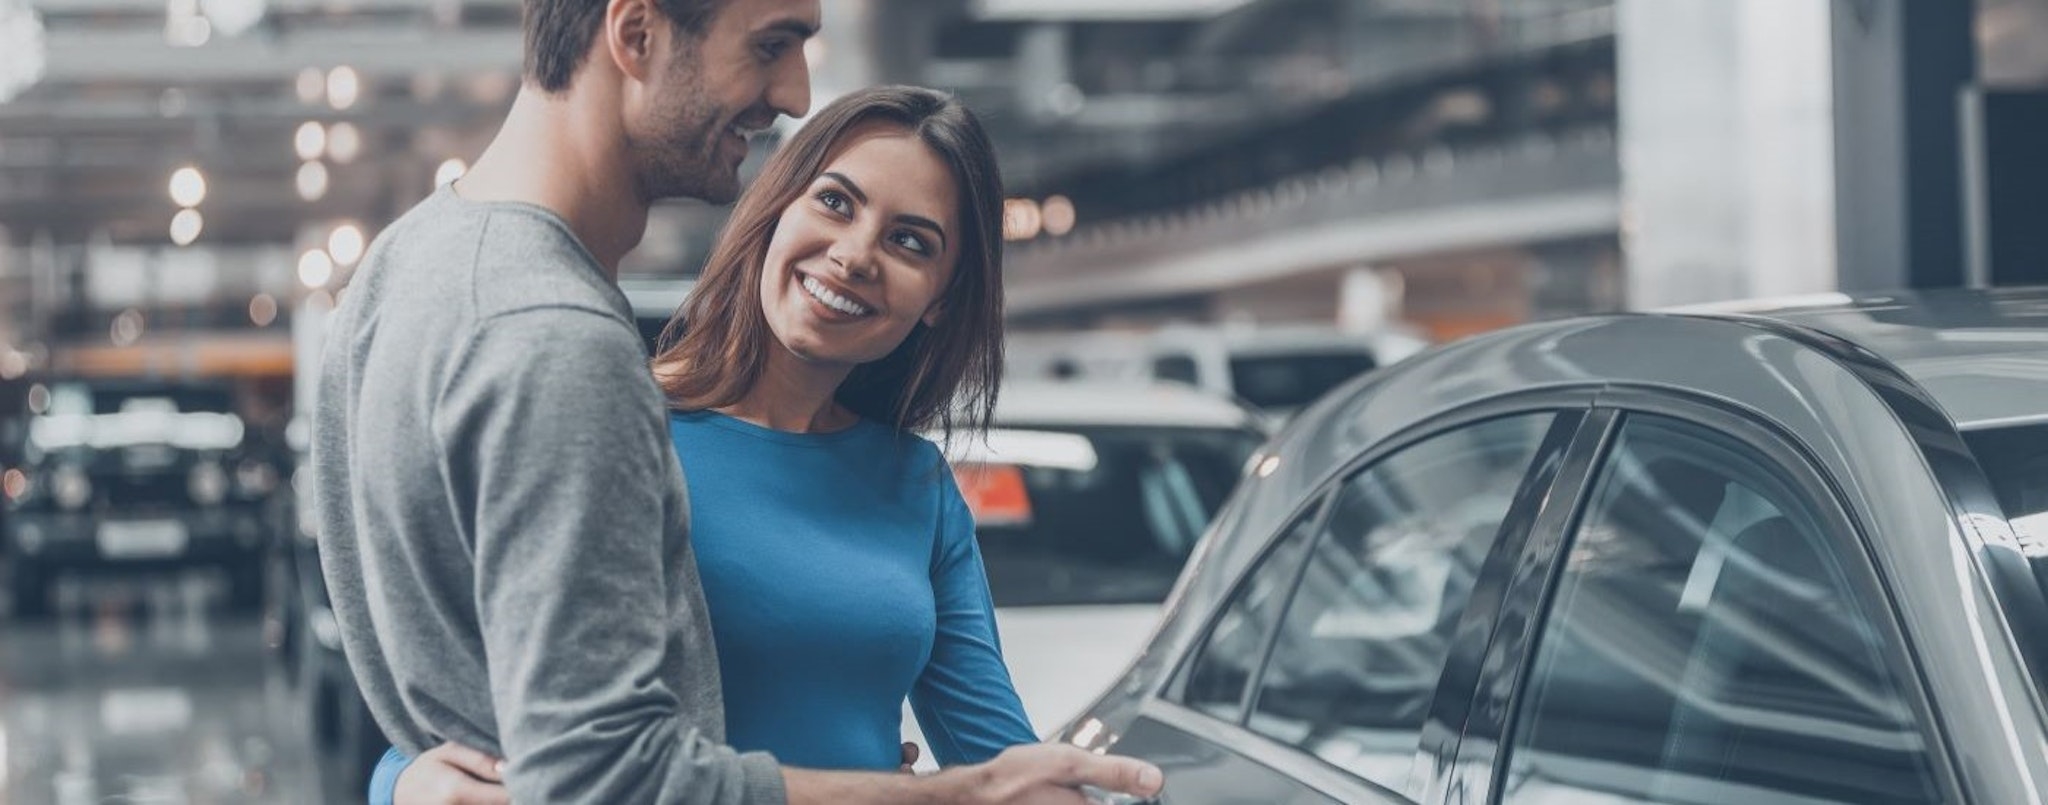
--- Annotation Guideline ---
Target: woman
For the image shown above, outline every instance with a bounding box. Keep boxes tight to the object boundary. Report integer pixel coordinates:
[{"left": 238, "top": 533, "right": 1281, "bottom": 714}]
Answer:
[{"left": 373, "top": 85, "right": 1035, "bottom": 803}]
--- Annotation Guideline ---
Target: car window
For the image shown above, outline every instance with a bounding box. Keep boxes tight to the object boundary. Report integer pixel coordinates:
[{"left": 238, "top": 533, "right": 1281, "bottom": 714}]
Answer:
[
  {"left": 1242, "top": 413, "right": 1556, "bottom": 795},
  {"left": 1964, "top": 422, "right": 2048, "bottom": 548},
  {"left": 1228, "top": 352, "right": 1378, "bottom": 410},
  {"left": 1501, "top": 415, "right": 1944, "bottom": 805},
  {"left": 1153, "top": 354, "right": 1200, "bottom": 385},
  {"left": 959, "top": 424, "right": 1265, "bottom": 607},
  {"left": 1177, "top": 505, "right": 1324, "bottom": 722}
]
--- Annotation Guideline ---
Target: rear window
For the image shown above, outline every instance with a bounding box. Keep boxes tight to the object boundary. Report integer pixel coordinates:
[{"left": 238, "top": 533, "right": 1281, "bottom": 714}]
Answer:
[
  {"left": 953, "top": 424, "right": 1264, "bottom": 607},
  {"left": 1229, "top": 352, "right": 1376, "bottom": 410},
  {"left": 1965, "top": 423, "right": 2048, "bottom": 545}
]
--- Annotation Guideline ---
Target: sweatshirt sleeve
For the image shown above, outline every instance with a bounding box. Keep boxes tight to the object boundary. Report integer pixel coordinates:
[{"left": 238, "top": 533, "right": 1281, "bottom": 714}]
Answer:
[
  {"left": 432, "top": 306, "right": 785, "bottom": 804},
  {"left": 907, "top": 458, "right": 1039, "bottom": 765}
]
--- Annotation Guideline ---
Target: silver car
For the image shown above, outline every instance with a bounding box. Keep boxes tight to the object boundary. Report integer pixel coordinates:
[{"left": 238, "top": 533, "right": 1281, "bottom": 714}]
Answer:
[{"left": 1061, "top": 288, "right": 2048, "bottom": 804}]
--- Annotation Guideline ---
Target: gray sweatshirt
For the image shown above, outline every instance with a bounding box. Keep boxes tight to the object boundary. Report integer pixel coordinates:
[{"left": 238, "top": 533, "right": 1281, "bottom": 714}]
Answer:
[{"left": 311, "top": 187, "right": 785, "bottom": 803}]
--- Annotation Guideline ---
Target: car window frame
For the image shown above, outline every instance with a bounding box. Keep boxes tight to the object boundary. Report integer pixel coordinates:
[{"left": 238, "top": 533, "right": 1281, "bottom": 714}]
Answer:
[
  {"left": 1151, "top": 391, "right": 1600, "bottom": 803},
  {"left": 1465, "top": 388, "right": 1967, "bottom": 805}
]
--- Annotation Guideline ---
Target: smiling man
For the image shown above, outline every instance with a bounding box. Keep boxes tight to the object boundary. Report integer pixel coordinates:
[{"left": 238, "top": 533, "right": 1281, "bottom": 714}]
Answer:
[{"left": 312, "top": 1, "right": 1164, "bottom": 804}]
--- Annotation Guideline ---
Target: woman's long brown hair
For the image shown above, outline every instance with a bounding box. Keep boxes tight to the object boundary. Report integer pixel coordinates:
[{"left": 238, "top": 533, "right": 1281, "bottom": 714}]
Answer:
[{"left": 651, "top": 86, "right": 1005, "bottom": 441}]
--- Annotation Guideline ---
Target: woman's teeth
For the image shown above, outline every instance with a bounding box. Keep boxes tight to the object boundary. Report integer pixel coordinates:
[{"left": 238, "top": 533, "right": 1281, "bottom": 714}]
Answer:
[{"left": 802, "top": 275, "right": 872, "bottom": 316}]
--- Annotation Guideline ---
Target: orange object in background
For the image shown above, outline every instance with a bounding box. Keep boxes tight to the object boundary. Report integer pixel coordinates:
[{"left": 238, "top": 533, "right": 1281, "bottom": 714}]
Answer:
[{"left": 952, "top": 463, "right": 1033, "bottom": 528}]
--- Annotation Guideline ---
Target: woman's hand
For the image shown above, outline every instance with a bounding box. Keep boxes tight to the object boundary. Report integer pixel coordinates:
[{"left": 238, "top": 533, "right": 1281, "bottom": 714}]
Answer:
[{"left": 395, "top": 742, "right": 510, "bottom": 805}]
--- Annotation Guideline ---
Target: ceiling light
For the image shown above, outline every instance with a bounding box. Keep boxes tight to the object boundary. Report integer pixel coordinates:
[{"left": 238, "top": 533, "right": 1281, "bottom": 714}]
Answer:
[
  {"left": 169, "top": 208, "right": 204, "bottom": 246},
  {"left": 295, "top": 160, "right": 328, "bottom": 201},
  {"left": 1002, "top": 198, "right": 1042, "bottom": 241},
  {"left": 294, "top": 121, "right": 325, "bottom": 160},
  {"left": 0, "top": 1, "right": 46, "bottom": 105},
  {"left": 200, "top": 0, "right": 266, "bottom": 38},
  {"left": 1041, "top": 195, "right": 1076, "bottom": 237},
  {"left": 295, "top": 67, "right": 324, "bottom": 104},
  {"left": 248, "top": 293, "right": 278, "bottom": 327},
  {"left": 297, "top": 249, "right": 333, "bottom": 288},
  {"left": 326, "top": 66, "right": 359, "bottom": 110},
  {"left": 169, "top": 166, "right": 207, "bottom": 207},
  {"left": 327, "top": 223, "right": 365, "bottom": 265},
  {"left": 327, "top": 122, "right": 361, "bottom": 164}
]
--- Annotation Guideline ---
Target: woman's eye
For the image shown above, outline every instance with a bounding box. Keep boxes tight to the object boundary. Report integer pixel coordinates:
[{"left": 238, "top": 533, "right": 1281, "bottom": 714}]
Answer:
[
  {"left": 892, "top": 231, "right": 931, "bottom": 255},
  {"left": 816, "top": 190, "right": 850, "bottom": 215}
]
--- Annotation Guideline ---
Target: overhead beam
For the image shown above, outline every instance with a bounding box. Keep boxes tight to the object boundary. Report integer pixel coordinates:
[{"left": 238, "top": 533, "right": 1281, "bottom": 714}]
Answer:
[{"left": 41, "top": 28, "right": 523, "bottom": 83}]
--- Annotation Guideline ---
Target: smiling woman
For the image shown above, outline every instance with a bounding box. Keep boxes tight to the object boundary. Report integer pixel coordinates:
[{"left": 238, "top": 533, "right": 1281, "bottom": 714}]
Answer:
[{"left": 654, "top": 84, "right": 1005, "bottom": 439}]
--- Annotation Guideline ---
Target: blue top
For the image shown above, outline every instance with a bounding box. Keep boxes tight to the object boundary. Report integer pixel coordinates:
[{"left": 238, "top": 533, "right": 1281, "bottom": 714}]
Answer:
[{"left": 370, "top": 410, "right": 1035, "bottom": 802}]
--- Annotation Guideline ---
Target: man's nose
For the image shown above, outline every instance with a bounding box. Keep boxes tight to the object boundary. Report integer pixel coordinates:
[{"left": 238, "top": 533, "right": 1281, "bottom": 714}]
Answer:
[{"left": 772, "top": 48, "right": 813, "bottom": 120}]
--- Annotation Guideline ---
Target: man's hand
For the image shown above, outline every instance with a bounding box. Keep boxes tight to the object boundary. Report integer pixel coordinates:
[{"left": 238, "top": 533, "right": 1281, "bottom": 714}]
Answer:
[
  {"left": 395, "top": 743, "right": 511, "bottom": 805},
  {"left": 939, "top": 743, "right": 1164, "bottom": 805},
  {"left": 900, "top": 742, "right": 922, "bottom": 774}
]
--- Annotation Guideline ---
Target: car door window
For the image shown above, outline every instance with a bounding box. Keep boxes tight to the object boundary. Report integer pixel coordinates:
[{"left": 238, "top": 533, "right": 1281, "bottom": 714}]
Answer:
[
  {"left": 1178, "top": 504, "right": 1324, "bottom": 722},
  {"left": 1243, "top": 413, "right": 1557, "bottom": 795},
  {"left": 1500, "top": 414, "right": 1944, "bottom": 805}
]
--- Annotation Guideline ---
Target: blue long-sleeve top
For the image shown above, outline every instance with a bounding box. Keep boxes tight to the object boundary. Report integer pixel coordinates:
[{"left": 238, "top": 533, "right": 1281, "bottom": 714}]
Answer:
[{"left": 370, "top": 410, "right": 1035, "bottom": 802}]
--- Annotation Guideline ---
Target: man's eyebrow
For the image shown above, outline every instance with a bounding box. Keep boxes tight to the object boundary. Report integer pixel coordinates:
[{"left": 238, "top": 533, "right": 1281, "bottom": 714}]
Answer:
[
  {"left": 821, "top": 172, "right": 868, "bottom": 205},
  {"left": 758, "top": 17, "right": 819, "bottom": 40}
]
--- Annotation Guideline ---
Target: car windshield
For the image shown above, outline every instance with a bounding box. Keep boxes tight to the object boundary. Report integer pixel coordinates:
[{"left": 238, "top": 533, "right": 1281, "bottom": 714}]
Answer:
[
  {"left": 1228, "top": 352, "right": 1377, "bottom": 410},
  {"left": 953, "top": 424, "right": 1264, "bottom": 608},
  {"left": 1966, "top": 423, "right": 2048, "bottom": 548}
]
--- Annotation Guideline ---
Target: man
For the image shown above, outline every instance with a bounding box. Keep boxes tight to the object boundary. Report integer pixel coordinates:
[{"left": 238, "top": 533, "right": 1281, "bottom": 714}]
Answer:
[{"left": 311, "top": 0, "right": 1168, "bottom": 802}]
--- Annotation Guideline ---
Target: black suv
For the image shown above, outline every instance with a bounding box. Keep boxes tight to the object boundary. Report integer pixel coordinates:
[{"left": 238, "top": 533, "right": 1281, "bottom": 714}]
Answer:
[{"left": 3, "top": 378, "right": 283, "bottom": 616}]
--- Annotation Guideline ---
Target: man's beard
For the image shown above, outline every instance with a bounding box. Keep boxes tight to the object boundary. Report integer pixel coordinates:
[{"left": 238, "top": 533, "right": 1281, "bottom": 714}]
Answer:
[{"left": 629, "top": 97, "right": 739, "bottom": 205}]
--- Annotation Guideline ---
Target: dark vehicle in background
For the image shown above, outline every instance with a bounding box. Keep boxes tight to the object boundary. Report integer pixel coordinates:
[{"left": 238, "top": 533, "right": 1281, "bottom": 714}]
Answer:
[
  {"left": 3, "top": 378, "right": 284, "bottom": 617},
  {"left": 1060, "top": 289, "right": 2048, "bottom": 804}
]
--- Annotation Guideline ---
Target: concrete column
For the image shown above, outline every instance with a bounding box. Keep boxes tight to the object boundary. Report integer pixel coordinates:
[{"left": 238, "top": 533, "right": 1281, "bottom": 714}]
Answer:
[{"left": 1619, "top": 0, "right": 1837, "bottom": 308}]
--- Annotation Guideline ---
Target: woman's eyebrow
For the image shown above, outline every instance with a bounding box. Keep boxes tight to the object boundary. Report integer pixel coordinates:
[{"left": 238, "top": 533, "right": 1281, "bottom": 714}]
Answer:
[
  {"left": 821, "top": 172, "right": 868, "bottom": 204},
  {"left": 822, "top": 171, "right": 949, "bottom": 249}
]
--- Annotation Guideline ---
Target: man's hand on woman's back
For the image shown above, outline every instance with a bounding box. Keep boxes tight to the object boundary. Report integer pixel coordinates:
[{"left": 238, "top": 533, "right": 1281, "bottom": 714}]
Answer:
[{"left": 395, "top": 743, "right": 509, "bottom": 805}]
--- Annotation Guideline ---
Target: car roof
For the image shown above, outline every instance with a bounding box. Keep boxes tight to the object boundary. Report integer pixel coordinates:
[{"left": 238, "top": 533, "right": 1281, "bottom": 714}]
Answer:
[
  {"left": 1699, "top": 287, "right": 2048, "bottom": 430},
  {"left": 993, "top": 380, "right": 1261, "bottom": 430}
]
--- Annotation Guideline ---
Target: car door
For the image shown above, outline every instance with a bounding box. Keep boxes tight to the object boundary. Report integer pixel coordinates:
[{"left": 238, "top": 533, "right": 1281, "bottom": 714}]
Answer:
[
  {"left": 1118, "top": 407, "right": 1593, "bottom": 804},
  {"left": 1446, "top": 399, "right": 1967, "bottom": 804}
]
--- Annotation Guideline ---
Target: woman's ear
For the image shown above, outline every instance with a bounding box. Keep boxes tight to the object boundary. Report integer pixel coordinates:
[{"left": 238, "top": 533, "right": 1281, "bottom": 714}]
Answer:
[{"left": 921, "top": 303, "right": 945, "bottom": 328}]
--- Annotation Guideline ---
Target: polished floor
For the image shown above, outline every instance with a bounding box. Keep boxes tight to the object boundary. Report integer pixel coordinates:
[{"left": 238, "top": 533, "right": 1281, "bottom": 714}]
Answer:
[{"left": 0, "top": 577, "right": 359, "bottom": 804}]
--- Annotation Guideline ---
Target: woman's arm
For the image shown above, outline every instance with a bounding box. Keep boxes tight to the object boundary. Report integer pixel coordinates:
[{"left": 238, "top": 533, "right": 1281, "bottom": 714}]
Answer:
[{"left": 907, "top": 474, "right": 1038, "bottom": 765}]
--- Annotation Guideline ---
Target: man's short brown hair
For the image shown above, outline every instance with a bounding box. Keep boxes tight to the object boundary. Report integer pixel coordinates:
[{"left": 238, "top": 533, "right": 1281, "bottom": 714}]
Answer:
[{"left": 522, "top": 0, "right": 726, "bottom": 92}]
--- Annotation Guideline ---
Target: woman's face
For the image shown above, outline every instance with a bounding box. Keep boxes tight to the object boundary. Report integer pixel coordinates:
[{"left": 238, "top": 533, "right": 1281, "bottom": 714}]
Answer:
[{"left": 758, "top": 122, "right": 962, "bottom": 372}]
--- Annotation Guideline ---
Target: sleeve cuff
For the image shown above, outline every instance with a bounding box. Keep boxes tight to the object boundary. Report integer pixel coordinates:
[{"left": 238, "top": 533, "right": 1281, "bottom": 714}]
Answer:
[{"left": 737, "top": 750, "right": 786, "bottom": 805}]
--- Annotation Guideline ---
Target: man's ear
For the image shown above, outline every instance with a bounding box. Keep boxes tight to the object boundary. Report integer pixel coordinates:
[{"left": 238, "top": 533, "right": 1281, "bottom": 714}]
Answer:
[{"left": 602, "top": 0, "right": 662, "bottom": 83}]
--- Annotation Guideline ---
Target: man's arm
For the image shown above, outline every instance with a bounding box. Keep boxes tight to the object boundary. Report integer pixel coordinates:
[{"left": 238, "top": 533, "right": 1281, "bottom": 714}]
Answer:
[{"left": 434, "top": 307, "right": 782, "bottom": 804}]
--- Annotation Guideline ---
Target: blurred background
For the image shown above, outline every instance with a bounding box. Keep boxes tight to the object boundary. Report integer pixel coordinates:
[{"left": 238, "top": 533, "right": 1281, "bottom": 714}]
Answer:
[{"left": 0, "top": 0, "right": 2045, "bottom": 801}]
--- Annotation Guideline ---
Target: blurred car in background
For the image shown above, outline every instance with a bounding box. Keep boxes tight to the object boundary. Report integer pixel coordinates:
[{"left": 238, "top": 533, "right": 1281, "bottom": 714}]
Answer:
[
  {"left": 904, "top": 380, "right": 1269, "bottom": 758},
  {"left": 1056, "top": 288, "right": 2048, "bottom": 804},
  {"left": 1009, "top": 324, "right": 1429, "bottom": 423},
  {"left": 621, "top": 277, "right": 698, "bottom": 356},
  {"left": 3, "top": 378, "right": 284, "bottom": 617}
]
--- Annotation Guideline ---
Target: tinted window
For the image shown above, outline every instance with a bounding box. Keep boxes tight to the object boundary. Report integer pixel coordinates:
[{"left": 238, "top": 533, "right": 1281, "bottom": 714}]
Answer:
[
  {"left": 1178, "top": 508, "right": 1323, "bottom": 722},
  {"left": 1965, "top": 423, "right": 2048, "bottom": 546},
  {"left": 1229, "top": 352, "right": 1377, "bottom": 410},
  {"left": 1245, "top": 413, "right": 1554, "bottom": 794},
  {"left": 1502, "top": 415, "right": 1943, "bottom": 805},
  {"left": 1153, "top": 354, "right": 1200, "bottom": 385},
  {"left": 964, "top": 425, "right": 1265, "bottom": 607}
]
